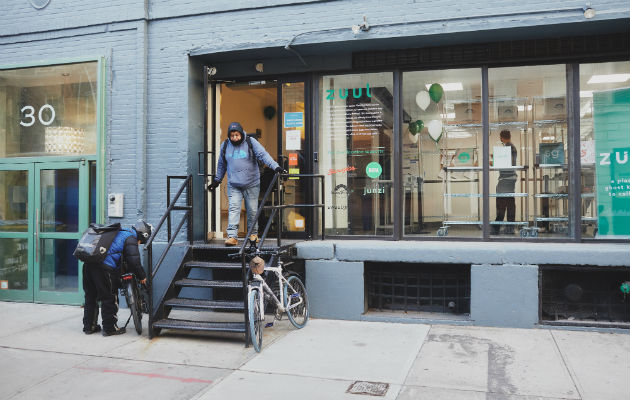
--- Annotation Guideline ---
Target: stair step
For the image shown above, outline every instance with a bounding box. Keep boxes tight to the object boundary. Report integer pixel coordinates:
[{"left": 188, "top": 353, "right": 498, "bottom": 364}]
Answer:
[
  {"left": 174, "top": 278, "right": 243, "bottom": 288},
  {"left": 164, "top": 298, "right": 244, "bottom": 310},
  {"left": 153, "top": 318, "right": 246, "bottom": 333},
  {"left": 184, "top": 261, "right": 242, "bottom": 270}
]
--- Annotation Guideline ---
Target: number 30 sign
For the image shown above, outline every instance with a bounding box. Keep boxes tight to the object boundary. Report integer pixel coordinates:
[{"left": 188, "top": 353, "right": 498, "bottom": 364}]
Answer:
[{"left": 19, "top": 104, "right": 55, "bottom": 127}]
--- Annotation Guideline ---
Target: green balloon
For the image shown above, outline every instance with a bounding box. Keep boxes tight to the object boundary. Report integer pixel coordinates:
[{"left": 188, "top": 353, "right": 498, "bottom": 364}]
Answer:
[
  {"left": 429, "top": 83, "right": 444, "bottom": 103},
  {"left": 409, "top": 121, "right": 419, "bottom": 134},
  {"left": 415, "top": 120, "right": 424, "bottom": 134}
]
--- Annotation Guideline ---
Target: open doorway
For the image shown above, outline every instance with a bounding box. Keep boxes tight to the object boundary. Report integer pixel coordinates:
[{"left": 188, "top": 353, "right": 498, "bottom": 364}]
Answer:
[
  {"left": 205, "top": 77, "right": 311, "bottom": 244},
  {"left": 207, "top": 81, "right": 279, "bottom": 240}
]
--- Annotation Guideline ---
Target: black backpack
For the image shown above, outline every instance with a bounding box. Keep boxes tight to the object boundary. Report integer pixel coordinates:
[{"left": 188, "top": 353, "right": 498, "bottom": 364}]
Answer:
[
  {"left": 221, "top": 134, "right": 266, "bottom": 173},
  {"left": 73, "top": 223, "right": 121, "bottom": 263}
]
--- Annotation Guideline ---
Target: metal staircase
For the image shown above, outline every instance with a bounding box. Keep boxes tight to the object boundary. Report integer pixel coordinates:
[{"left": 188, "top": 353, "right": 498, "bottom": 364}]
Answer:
[{"left": 145, "top": 171, "right": 324, "bottom": 344}]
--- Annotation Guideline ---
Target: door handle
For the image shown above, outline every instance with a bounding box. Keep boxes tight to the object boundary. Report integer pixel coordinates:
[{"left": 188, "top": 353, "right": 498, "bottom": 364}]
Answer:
[{"left": 35, "top": 209, "right": 39, "bottom": 264}]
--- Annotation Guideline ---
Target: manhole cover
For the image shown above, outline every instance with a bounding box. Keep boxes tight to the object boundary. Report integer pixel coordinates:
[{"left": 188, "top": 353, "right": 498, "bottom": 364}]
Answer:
[{"left": 346, "top": 381, "right": 389, "bottom": 396}]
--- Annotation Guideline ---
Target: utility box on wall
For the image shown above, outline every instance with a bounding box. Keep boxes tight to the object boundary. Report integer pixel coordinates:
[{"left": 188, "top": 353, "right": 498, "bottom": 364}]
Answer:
[{"left": 108, "top": 193, "right": 124, "bottom": 218}]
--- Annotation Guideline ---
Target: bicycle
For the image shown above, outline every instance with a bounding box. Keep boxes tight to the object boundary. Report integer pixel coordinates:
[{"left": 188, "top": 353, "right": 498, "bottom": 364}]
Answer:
[
  {"left": 119, "top": 272, "right": 148, "bottom": 335},
  {"left": 247, "top": 257, "right": 309, "bottom": 352}
]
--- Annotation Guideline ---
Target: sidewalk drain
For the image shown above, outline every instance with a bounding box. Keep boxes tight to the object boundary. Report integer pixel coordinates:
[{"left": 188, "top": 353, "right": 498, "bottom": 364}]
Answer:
[{"left": 346, "top": 381, "right": 389, "bottom": 396}]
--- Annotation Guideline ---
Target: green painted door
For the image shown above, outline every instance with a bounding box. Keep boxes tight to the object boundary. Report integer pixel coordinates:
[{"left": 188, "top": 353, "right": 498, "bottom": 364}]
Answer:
[{"left": 0, "top": 161, "right": 88, "bottom": 304}]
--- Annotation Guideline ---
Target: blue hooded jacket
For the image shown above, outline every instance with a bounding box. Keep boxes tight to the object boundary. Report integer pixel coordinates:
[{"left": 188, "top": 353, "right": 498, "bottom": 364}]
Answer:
[
  {"left": 215, "top": 122, "right": 280, "bottom": 189},
  {"left": 103, "top": 229, "right": 136, "bottom": 269}
]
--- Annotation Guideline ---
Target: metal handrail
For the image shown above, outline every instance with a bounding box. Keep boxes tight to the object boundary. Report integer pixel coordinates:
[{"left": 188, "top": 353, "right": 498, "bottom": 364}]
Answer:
[
  {"left": 240, "top": 172, "right": 325, "bottom": 345},
  {"left": 145, "top": 175, "right": 193, "bottom": 338}
]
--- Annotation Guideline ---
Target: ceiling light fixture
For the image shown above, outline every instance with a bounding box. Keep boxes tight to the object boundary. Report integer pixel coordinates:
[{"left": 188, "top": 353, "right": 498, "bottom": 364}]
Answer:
[
  {"left": 351, "top": 15, "right": 370, "bottom": 35},
  {"left": 424, "top": 82, "right": 463, "bottom": 91},
  {"left": 587, "top": 74, "right": 630, "bottom": 84}
]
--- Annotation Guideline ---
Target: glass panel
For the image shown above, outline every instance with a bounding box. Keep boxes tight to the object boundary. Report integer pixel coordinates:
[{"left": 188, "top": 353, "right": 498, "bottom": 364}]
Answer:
[
  {"left": 0, "top": 62, "right": 98, "bottom": 158},
  {"left": 402, "top": 69, "right": 482, "bottom": 238},
  {"left": 39, "top": 238, "right": 78, "bottom": 292},
  {"left": 319, "top": 73, "right": 394, "bottom": 235},
  {"left": 489, "top": 64, "right": 568, "bottom": 238},
  {"left": 40, "top": 169, "right": 79, "bottom": 232},
  {"left": 281, "top": 82, "right": 308, "bottom": 234},
  {"left": 579, "top": 61, "right": 630, "bottom": 239},
  {"left": 0, "top": 238, "right": 28, "bottom": 290},
  {"left": 0, "top": 170, "right": 28, "bottom": 232}
]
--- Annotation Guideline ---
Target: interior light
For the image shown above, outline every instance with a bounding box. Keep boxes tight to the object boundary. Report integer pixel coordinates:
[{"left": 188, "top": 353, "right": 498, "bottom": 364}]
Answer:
[
  {"left": 447, "top": 130, "right": 472, "bottom": 139},
  {"left": 517, "top": 105, "right": 532, "bottom": 111},
  {"left": 587, "top": 74, "right": 630, "bottom": 84},
  {"left": 580, "top": 91, "right": 594, "bottom": 98},
  {"left": 425, "top": 82, "right": 463, "bottom": 91},
  {"left": 440, "top": 113, "right": 456, "bottom": 119}
]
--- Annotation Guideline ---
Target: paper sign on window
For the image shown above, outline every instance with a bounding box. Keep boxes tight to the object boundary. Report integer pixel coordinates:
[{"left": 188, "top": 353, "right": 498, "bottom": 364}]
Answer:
[
  {"left": 493, "top": 146, "right": 512, "bottom": 168},
  {"left": 286, "top": 130, "right": 301, "bottom": 150}
]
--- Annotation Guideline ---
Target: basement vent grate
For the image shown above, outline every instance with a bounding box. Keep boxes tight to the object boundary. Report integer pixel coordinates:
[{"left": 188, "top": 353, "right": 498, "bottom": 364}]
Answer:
[{"left": 347, "top": 381, "right": 389, "bottom": 396}]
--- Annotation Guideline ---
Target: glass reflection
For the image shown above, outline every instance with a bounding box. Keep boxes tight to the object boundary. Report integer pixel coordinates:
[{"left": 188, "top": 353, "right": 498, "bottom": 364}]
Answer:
[
  {"left": 40, "top": 169, "right": 79, "bottom": 232},
  {"left": 0, "top": 238, "right": 28, "bottom": 290},
  {"left": 402, "top": 69, "right": 482, "bottom": 238},
  {"left": 39, "top": 239, "right": 78, "bottom": 292},
  {"left": 0, "top": 62, "right": 97, "bottom": 158},
  {"left": 0, "top": 170, "right": 28, "bottom": 232},
  {"left": 320, "top": 73, "right": 394, "bottom": 235}
]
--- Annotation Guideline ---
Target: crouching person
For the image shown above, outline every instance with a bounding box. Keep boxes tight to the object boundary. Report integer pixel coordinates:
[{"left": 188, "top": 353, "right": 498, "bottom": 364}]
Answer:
[{"left": 82, "top": 220, "right": 151, "bottom": 336}]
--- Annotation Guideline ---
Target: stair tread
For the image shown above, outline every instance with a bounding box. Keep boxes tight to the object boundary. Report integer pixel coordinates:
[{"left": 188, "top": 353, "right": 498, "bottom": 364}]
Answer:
[
  {"left": 153, "top": 318, "right": 246, "bottom": 332},
  {"left": 174, "top": 278, "right": 243, "bottom": 288},
  {"left": 165, "top": 298, "right": 244, "bottom": 310},
  {"left": 184, "top": 261, "right": 242, "bottom": 270}
]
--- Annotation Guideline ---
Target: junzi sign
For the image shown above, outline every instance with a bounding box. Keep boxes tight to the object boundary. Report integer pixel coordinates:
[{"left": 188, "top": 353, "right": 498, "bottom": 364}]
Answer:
[{"left": 326, "top": 83, "right": 373, "bottom": 100}]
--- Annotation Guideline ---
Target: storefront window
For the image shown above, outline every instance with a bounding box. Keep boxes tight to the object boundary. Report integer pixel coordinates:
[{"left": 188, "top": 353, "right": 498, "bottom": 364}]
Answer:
[
  {"left": 402, "top": 68, "right": 482, "bottom": 237},
  {"left": 319, "top": 73, "right": 393, "bottom": 235},
  {"left": 579, "top": 61, "right": 630, "bottom": 239},
  {"left": 0, "top": 62, "right": 98, "bottom": 158},
  {"left": 489, "top": 64, "right": 568, "bottom": 238}
]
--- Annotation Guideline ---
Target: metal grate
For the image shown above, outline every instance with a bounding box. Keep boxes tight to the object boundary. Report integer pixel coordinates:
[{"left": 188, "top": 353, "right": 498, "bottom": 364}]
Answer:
[
  {"left": 347, "top": 381, "right": 389, "bottom": 396},
  {"left": 541, "top": 267, "right": 630, "bottom": 325},
  {"left": 366, "top": 263, "right": 470, "bottom": 314},
  {"left": 353, "top": 32, "right": 629, "bottom": 70}
]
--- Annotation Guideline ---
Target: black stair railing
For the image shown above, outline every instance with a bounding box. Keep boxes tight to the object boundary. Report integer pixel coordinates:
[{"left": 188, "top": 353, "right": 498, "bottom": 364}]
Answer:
[
  {"left": 238, "top": 171, "right": 325, "bottom": 345},
  {"left": 145, "top": 175, "right": 193, "bottom": 338}
]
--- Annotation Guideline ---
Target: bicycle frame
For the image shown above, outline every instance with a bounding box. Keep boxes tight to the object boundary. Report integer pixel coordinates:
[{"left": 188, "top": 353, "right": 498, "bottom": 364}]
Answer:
[{"left": 247, "top": 261, "right": 304, "bottom": 317}]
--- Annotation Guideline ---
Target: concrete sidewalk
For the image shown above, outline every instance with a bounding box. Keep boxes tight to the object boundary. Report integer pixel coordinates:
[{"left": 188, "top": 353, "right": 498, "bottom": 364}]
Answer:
[{"left": 0, "top": 302, "right": 628, "bottom": 400}]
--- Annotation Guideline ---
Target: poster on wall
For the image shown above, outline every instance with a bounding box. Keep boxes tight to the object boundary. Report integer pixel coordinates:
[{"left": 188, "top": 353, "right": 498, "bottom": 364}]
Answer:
[{"left": 593, "top": 88, "right": 630, "bottom": 237}]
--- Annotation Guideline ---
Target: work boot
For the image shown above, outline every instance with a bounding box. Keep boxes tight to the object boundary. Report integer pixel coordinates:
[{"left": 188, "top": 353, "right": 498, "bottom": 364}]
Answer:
[
  {"left": 224, "top": 237, "right": 238, "bottom": 246},
  {"left": 83, "top": 324, "right": 101, "bottom": 335},
  {"left": 102, "top": 325, "right": 126, "bottom": 336},
  {"left": 249, "top": 235, "right": 259, "bottom": 244}
]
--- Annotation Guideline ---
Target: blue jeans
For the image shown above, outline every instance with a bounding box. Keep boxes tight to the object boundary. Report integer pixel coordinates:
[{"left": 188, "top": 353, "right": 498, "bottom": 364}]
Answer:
[{"left": 227, "top": 183, "right": 260, "bottom": 239}]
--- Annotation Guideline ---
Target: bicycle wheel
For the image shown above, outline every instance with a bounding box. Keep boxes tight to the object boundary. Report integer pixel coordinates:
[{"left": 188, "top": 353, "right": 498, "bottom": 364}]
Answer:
[
  {"left": 248, "top": 288, "right": 263, "bottom": 352},
  {"left": 126, "top": 282, "right": 142, "bottom": 335},
  {"left": 283, "top": 275, "right": 309, "bottom": 329}
]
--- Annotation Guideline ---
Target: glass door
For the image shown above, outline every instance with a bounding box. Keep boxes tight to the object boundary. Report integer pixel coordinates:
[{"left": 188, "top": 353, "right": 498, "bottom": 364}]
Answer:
[
  {"left": 279, "top": 79, "right": 311, "bottom": 238},
  {"left": 0, "top": 164, "right": 34, "bottom": 302},
  {"left": 34, "top": 161, "right": 88, "bottom": 304}
]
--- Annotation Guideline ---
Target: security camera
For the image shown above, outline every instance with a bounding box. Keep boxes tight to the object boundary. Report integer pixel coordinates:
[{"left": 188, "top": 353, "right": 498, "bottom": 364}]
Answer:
[{"left": 109, "top": 195, "right": 116, "bottom": 202}]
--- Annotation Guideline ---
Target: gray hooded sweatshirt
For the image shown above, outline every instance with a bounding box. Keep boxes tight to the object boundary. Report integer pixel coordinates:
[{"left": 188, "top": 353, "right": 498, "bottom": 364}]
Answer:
[{"left": 215, "top": 137, "right": 279, "bottom": 189}]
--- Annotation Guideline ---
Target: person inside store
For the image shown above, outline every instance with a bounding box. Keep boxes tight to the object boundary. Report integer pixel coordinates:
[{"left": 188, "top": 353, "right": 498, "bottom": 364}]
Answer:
[
  {"left": 207, "top": 121, "right": 285, "bottom": 246},
  {"left": 82, "top": 220, "right": 151, "bottom": 336},
  {"left": 492, "top": 129, "right": 518, "bottom": 235}
]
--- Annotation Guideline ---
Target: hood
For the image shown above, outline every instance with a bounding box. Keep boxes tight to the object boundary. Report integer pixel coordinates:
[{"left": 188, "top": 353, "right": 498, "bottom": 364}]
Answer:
[{"left": 227, "top": 121, "right": 245, "bottom": 145}]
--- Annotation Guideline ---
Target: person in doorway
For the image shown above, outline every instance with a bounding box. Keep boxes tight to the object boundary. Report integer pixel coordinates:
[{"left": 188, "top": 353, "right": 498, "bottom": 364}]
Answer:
[
  {"left": 82, "top": 220, "right": 151, "bottom": 336},
  {"left": 208, "top": 122, "right": 284, "bottom": 246},
  {"left": 492, "top": 130, "right": 518, "bottom": 234}
]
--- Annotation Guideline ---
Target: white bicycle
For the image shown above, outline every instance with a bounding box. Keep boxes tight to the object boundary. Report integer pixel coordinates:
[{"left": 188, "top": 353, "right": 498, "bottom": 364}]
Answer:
[{"left": 247, "top": 258, "right": 309, "bottom": 352}]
